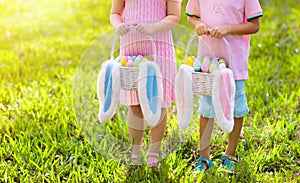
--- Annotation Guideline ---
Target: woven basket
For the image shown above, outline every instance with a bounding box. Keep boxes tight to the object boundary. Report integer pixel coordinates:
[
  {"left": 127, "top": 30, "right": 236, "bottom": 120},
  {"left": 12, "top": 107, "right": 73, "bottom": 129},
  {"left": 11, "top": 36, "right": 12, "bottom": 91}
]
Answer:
[
  {"left": 120, "top": 66, "right": 138, "bottom": 90},
  {"left": 184, "top": 34, "right": 232, "bottom": 96},
  {"left": 192, "top": 72, "right": 214, "bottom": 95},
  {"left": 110, "top": 31, "right": 157, "bottom": 91}
]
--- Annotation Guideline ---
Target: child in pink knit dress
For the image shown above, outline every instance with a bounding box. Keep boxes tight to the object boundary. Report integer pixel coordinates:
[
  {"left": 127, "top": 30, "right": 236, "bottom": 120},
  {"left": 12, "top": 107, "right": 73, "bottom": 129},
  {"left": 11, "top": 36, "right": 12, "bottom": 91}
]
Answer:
[
  {"left": 186, "top": 0, "right": 263, "bottom": 171},
  {"left": 110, "top": 0, "right": 181, "bottom": 166}
]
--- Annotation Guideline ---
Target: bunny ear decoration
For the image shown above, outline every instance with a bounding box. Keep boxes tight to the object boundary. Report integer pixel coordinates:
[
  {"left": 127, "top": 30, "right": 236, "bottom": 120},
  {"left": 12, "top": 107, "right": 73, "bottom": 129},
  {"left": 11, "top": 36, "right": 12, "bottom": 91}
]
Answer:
[
  {"left": 212, "top": 68, "right": 235, "bottom": 133},
  {"left": 138, "top": 61, "right": 163, "bottom": 127},
  {"left": 175, "top": 65, "right": 194, "bottom": 129},
  {"left": 97, "top": 60, "right": 121, "bottom": 123}
]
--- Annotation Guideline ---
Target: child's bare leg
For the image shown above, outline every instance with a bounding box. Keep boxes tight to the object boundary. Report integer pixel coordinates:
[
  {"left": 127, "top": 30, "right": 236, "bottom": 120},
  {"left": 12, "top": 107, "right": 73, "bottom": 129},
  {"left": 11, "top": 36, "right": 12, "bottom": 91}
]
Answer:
[
  {"left": 199, "top": 116, "right": 214, "bottom": 159},
  {"left": 224, "top": 117, "right": 243, "bottom": 156},
  {"left": 128, "top": 105, "right": 145, "bottom": 156},
  {"left": 148, "top": 108, "right": 167, "bottom": 161}
]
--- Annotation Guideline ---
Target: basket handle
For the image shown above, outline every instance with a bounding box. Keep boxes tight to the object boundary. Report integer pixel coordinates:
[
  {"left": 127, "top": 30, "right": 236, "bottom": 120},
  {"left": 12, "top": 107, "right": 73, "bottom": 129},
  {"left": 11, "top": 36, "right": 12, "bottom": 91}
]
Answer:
[
  {"left": 184, "top": 33, "right": 232, "bottom": 69},
  {"left": 110, "top": 25, "right": 157, "bottom": 62}
]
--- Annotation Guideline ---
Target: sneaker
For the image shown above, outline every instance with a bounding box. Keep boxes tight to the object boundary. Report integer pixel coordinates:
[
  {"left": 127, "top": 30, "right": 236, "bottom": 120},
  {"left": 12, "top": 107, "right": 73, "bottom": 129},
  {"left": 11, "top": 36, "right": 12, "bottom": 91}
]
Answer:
[
  {"left": 221, "top": 155, "right": 238, "bottom": 170},
  {"left": 195, "top": 157, "right": 213, "bottom": 172}
]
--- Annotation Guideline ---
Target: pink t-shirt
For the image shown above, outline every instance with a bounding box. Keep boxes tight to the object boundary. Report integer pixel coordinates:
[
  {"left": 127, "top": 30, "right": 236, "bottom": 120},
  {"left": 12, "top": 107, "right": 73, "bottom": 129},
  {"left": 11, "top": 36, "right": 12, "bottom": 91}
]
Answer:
[{"left": 186, "top": 0, "right": 263, "bottom": 80}]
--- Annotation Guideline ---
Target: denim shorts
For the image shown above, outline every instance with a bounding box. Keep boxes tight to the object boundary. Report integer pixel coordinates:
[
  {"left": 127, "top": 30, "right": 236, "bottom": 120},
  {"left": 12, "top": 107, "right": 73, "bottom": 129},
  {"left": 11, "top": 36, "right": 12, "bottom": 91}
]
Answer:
[{"left": 198, "top": 80, "right": 249, "bottom": 118}]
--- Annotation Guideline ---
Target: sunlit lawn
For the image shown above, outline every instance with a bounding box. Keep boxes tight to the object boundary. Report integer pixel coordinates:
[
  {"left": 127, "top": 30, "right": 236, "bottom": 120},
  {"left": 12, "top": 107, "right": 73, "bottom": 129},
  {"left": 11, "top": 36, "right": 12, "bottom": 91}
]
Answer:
[{"left": 0, "top": 0, "right": 299, "bottom": 182}]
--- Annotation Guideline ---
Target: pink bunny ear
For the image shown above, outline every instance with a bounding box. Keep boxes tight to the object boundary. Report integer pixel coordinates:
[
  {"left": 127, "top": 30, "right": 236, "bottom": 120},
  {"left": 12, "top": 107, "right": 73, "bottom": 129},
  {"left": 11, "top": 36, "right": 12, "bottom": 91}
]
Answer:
[
  {"left": 97, "top": 60, "right": 121, "bottom": 123},
  {"left": 175, "top": 65, "right": 194, "bottom": 129},
  {"left": 212, "top": 69, "right": 235, "bottom": 133}
]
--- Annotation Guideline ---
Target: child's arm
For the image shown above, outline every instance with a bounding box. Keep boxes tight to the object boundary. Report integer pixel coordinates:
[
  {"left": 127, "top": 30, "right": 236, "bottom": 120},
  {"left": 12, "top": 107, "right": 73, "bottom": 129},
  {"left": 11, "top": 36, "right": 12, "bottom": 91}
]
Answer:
[
  {"left": 210, "top": 18, "right": 261, "bottom": 39},
  {"left": 187, "top": 16, "right": 210, "bottom": 36},
  {"left": 110, "top": 0, "right": 130, "bottom": 36},
  {"left": 135, "top": 1, "right": 181, "bottom": 35}
]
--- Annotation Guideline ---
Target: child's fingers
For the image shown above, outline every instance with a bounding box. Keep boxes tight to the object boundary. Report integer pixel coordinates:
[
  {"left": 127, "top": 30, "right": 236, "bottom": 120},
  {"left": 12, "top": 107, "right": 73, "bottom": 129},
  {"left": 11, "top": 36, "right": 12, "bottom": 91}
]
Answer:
[
  {"left": 210, "top": 28, "right": 223, "bottom": 39},
  {"left": 135, "top": 24, "right": 145, "bottom": 34},
  {"left": 119, "top": 28, "right": 127, "bottom": 36},
  {"left": 195, "top": 23, "right": 209, "bottom": 36},
  {"left": 195, "top": 28, "right": 202, "bottom": 36},
  {"left": 195, "top": 27, "right": 204, "bottom": 35},
  {"left": 116, "top": 24, "right": 130, "bottom": 36},
  {"left": 210, "top": 28, "right": 216, "bottom": 37},
  {"left": 136, "top": 23, "right": 153, "bottom": 35},
  {"left": 211, "top": 29, "right": 221, "bottom": 38}
]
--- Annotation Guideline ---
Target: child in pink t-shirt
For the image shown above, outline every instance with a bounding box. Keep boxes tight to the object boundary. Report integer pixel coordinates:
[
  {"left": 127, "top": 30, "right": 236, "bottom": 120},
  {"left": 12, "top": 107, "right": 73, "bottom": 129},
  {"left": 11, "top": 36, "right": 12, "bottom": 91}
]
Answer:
[
  {"left": 186, "top": 0, "right": 263, "bottom": 171},
  {"left": 110, "top": 0, "right": 181, "bottom": 167}
]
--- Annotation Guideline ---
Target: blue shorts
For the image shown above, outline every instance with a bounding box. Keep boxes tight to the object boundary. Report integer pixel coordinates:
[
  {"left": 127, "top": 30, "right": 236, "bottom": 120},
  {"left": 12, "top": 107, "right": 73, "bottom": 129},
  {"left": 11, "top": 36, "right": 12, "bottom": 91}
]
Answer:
[{"left": 198, "top": 80, "right": 249, "bottom": 118}]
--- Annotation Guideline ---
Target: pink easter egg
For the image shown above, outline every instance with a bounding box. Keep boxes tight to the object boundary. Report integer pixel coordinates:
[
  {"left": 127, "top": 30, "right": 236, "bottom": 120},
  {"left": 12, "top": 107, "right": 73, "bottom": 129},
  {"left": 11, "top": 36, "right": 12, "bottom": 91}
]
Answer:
[
  {"left": 126, "top": 59, "right": 134, "bottom": 67},
  {"left": 201, "top": 56, "right": 210, "bottom": 73},
  {"left": 203, "top": 56, "right": 210, "bottom": 63},
  {"left": 201, "top": 61, "right": 210, "bottom": 73}
]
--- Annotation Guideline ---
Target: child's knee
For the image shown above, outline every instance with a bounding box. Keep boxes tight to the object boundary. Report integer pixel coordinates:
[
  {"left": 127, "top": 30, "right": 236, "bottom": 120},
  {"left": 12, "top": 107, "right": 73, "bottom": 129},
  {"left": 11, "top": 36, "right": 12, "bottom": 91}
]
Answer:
[{"left": 129, "top": 105, "right": 144, "bottom": 119}]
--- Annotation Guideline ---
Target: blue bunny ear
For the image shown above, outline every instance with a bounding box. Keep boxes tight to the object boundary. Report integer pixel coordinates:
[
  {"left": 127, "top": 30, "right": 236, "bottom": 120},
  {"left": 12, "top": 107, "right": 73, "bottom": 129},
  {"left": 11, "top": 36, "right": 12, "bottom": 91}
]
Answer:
[
  {"left": 138, "top": 61, "right": 163, "bottom": 127},
  {"left": 97, "top": 60, "right": 120, "bottom": 123},
  {"left": 175, "top": 65, "right": 194, "bottom": 129},
  {"left": 212, "top": 68, "right": 235, "bottom": 133}
]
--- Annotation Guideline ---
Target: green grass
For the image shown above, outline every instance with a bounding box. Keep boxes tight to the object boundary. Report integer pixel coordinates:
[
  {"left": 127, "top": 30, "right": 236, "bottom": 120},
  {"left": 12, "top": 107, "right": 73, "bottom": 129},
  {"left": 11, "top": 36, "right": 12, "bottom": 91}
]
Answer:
[{"left": 0, "top": 0, "right": 299, "bottom": 182}]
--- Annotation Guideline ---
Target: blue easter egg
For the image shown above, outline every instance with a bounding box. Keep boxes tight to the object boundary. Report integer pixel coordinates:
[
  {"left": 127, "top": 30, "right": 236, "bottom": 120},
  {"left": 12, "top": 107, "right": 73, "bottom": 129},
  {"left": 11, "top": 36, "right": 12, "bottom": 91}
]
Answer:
[
  {"left": 193, "top": 60, "right": 201, "bottom": 72},
  {"left": 131, "top": 55, "right": 137, "bottom": 60}
]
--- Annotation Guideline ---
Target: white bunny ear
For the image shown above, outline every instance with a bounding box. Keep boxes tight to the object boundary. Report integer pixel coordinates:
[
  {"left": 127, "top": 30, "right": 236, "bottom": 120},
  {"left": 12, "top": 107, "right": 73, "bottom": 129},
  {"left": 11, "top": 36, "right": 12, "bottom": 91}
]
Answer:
[
  {"left": 97, "top": 60, "right": 120, "bottom": 123},
  {"left": 175, "top": 65, "right": 194, "bottom": 129},
  {"left": 212, "top": 69, "right": 235, "bottom": 133},
  {"left": 137, "top": 61, "right": 163, "bottom": 127}
]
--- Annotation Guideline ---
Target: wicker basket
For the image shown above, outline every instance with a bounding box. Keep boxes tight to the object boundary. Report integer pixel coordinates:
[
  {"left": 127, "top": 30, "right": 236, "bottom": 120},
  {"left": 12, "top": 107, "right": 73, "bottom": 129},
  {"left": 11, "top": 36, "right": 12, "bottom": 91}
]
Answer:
[
  {"left": 120, "top": 66, "right": 138, "bottom": 90},
  {"left": 192, "top": 72, "right": 214, "bottom": 95},
  {"left": 110, "top": 33, "right": 157, "bottom": 91},
  {"left": 184, "top": 34, "right": 232, "bottom": 96}
]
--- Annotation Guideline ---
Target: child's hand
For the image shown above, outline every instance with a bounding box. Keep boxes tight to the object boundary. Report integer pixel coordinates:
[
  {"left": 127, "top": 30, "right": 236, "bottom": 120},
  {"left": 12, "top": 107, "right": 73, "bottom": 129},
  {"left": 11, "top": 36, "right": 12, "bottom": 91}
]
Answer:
[
  {"left": 115, "top": 23, "right": 130, "bottom": 36},
  {"left": 195, "top": 23, "right": 210, "bottom": 36},
  {"left": 210, "top": 25, "right": 231, "bottom": 39},
  {"left": 136, "top": 22, "right": 156, "bottom": 36}
]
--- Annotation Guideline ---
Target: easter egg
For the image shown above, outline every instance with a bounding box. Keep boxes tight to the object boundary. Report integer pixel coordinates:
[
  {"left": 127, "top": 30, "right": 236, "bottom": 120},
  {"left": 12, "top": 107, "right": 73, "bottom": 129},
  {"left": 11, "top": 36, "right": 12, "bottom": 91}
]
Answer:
[
  {"left": 219, "top": 58, "right": 226, "bottom": 65},
  {"left": 131, "top": 55, "right": 137, "bottom": 60},
  {"left": 203, "top": 56, "right": 210, "bottom": 62},
  {"left": 134, "top": 60, "right": 141, "bottom": 67},
  {"left": 201, "top": 56, "right": 210, "bottom": 73},
  {"left": 219, "top": 63, "right": 226, "bottom": 70},
  {"left": 135, "top": 57, "right": 142, "bottom": 62},
  {"left": 193, "top": 60, "right": 201, "bottom": 72},
  {"left": 120, "top": 58, "right": 127, "bottom": 66},
  {"left": 126, "top": 59, "right": 134, "bottom": 67},
  {"left": 196, "top": 56, "right": 203, "bottom": 63},
  {"left": 209, "top": 62, "right": 218, "bottom": 73},
  {"left": 137, "top": 55, "right": 143, "bottom": 59},
  {"left": 143, "top": 56, "right": 151, "bottom": 61},
  {"left": 186, "top": 56, "right": 194, "bottom": 67},
  {"left": 210, "top": 57, "right": 219, "bottom": 63},
  {"left": 211, "top": 60, "right": 219, "bottom": 69}
]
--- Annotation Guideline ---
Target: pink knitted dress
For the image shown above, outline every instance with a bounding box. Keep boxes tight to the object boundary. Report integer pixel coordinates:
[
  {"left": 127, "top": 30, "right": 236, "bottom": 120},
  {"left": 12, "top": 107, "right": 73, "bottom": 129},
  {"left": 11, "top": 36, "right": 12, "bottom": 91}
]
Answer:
[{"left": 119, "top": 0, "right": 181, "bottom": 108}]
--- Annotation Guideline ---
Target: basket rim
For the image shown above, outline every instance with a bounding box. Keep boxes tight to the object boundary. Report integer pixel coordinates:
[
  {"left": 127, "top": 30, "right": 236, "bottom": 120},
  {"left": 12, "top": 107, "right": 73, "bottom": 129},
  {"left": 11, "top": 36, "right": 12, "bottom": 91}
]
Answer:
[{"left": 184, "top": 34, "right": 233, "bottom": 69}]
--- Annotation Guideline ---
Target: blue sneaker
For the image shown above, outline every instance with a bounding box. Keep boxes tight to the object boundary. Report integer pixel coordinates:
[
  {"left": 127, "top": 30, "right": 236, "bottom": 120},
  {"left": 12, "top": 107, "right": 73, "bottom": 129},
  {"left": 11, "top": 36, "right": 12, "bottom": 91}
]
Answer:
[
  {"left": 195, "top": 157, "right": 213, "bottom": 172},
  {"left": 221, "top": 155, "right": 238, "bottom": 170}
]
